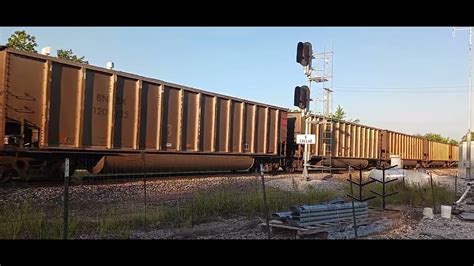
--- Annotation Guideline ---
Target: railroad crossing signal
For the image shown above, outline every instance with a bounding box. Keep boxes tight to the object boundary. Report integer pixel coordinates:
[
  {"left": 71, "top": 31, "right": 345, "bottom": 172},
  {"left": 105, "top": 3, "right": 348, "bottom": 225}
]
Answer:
[{"left": 294, "top": 85, "right": 310, "bottom": 109}]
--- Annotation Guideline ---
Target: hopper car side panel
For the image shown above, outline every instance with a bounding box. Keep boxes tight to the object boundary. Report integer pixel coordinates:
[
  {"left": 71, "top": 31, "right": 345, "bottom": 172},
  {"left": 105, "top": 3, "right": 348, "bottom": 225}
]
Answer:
[
  {"left": 288, "top": 112, "right": 382, "bottom": 168},
  {"left": 288, "top": 112, "right": 459, "bottom": 169},
  {"left": 0, "top": 48, "right": 287, "bottom": 179}
]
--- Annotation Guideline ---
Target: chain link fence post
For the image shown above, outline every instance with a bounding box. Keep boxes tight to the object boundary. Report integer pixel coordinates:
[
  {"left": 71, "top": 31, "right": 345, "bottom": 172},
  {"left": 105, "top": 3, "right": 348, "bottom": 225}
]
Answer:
[{"left": 63, "top": 158, "right": 70, "bottom": 240}]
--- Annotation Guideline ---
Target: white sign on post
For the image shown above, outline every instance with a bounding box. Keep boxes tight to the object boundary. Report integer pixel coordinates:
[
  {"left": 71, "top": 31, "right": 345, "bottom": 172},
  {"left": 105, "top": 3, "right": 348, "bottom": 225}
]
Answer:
[{"left": 296, "top": 134, "right": 316, "bottom": 144}]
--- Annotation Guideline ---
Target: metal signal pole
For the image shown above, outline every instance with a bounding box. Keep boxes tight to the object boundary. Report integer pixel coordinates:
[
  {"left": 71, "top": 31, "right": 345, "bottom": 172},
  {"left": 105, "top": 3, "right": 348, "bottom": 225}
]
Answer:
[
  {"left": 302, "top": 65, "right": 312, "bottom": 180},
  {"left": 453, "top": 27, "right": 473, "bottom": 179}
]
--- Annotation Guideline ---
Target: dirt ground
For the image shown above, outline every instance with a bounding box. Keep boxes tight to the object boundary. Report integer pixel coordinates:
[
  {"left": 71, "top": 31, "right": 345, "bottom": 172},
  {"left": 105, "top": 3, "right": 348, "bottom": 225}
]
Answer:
[
  {"left": 126, "top": 169, "right": 473, "bottom": 240},
  {"left": 122, "top": 206, "right": 474, "bottom": 240}
]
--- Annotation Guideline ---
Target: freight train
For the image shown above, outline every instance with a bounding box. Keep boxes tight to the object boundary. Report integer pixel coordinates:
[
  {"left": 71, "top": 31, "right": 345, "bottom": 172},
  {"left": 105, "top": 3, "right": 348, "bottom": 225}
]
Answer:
[
  {"left": 287, "top": 113, "right": 458, "bottom": 170},
  {"left": 0, "top": 47, "right": 459, "bottom": 182}
]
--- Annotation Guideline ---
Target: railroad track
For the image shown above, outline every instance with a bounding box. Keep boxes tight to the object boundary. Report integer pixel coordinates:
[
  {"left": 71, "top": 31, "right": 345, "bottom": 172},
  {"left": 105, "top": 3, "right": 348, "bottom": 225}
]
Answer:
[
  {"left": 0, "top": 167, "right": 457, "bottom": 189},
  {"left": 1, "top": 170, "right": 272, "bottom": 188}
]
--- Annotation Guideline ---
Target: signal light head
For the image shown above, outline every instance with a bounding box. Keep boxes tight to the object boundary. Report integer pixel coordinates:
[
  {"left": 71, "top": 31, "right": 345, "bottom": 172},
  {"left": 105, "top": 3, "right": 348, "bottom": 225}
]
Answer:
[
  {"left": 294, "top": 85, "right": 310, "bottom": 109},
  {"left": 296, "top": 41, "right": 313, "bottom": 67}
]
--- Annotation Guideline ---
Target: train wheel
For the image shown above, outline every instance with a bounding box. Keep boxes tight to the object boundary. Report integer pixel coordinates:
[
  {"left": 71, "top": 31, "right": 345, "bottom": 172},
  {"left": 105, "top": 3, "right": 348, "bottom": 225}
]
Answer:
[
  {"left": 45, "top": 161, "right": 61, "bottom": 180},
  {"left": 271, "top": 163, "right": 279, "bottom": 175},
  {"left": 0, "top": 166, "right": 16, "bottom": 183},
  {"left": 45, "top": 160, "right": 77, "bottom": 180}
]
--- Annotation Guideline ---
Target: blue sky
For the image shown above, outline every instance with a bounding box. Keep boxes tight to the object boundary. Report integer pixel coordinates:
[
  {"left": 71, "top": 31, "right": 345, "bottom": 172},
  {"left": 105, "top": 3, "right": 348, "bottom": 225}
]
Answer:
[{"left": 0, "top": 27, "right": 470, "bottom": 140}]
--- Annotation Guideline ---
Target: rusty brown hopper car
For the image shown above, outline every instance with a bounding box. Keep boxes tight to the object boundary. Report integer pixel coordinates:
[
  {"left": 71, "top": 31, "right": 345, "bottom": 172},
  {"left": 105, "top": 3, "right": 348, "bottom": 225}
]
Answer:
[
  {"left": 379, "top": 130, "right": 424, "bottom": 167},
  {"left": 288, "top": 112, "right": 458, "bottom": 169},
  {"left": 0, "top": 47, "right": 288, "bottom": 181},
  {"left": 382, "top": 132, "right": 458, "bottom": 167},
  {"left": 287, "top": 112, "right": 380, "bottom": 168}
]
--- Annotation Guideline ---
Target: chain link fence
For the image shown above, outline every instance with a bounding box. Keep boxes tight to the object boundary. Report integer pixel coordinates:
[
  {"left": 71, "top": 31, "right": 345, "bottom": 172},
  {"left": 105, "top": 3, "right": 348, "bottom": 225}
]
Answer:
[{"left": 0, "top": 157, "right": 459, "bottom": 239}]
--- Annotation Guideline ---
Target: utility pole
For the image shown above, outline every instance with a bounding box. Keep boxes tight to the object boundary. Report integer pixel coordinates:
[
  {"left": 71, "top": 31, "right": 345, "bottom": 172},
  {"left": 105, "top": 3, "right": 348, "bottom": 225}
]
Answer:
[{"left": 453, "top": 27, "right": 473, "bottom": 179}]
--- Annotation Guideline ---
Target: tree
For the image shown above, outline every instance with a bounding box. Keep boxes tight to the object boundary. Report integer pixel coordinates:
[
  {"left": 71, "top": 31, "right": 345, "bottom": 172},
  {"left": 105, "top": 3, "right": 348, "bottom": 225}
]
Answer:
[
  {"left": 423, "top": 133, "right": 448, "bottom": 143},
  {"left": 290, "top": 105, "right": 360, "bottom": 123},
  {"left": 330, "top": 105, "right": 346, "bottom": 121},
  {"left": 57, "top": 49, "right": 88, "bottom": 64},
  {"left": 328, "top": 105, "right": 360, "bottom": 123},
  {"left": 6, "top": 30, "right": 38, "bottom": 52},
  {"left": 449, "top": 139, "right": 459, "bottom": 146},
  {"left": 416, "top": 132, "right": 459, "bottom": 145}
]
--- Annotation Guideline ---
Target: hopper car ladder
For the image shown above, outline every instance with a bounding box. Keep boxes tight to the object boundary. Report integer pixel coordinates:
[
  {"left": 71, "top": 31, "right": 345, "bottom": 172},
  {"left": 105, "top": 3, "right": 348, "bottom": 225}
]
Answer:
[
  {"left": 309, "top": 119, "right": 333, "bottom": 177},
  {"left": 321, "top": 119, "right": 333, "bottom": 175}
]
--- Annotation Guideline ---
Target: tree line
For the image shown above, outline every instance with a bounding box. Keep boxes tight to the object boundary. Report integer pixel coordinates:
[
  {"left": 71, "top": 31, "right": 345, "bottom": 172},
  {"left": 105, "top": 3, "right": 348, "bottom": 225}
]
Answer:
[
  {"left": 293, "top": 105, "right": 460, "bottom": 145},
  {"left": 5, "top": 30, "right": 88, "bottom": 64},
  {"left": 414, "top": 133, "right": 458, "bottom": 145}
]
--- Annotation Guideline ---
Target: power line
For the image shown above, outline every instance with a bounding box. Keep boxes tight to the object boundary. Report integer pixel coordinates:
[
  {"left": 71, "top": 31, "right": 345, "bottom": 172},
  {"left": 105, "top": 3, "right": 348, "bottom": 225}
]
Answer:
[
  {"left": 336, "top": 85, "right": 466, "bottom": 90},
  {"left": 334, "top": 90, "right": 465, "bottom": 93}
]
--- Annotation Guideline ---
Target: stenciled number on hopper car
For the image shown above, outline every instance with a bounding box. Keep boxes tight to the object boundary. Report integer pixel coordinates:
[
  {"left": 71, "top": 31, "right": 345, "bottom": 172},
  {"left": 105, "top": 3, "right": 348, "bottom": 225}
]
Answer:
[
  {"left": 96, "top": 93, "right": 108, "bottom": 103},
  {"left": 96, "top": 93, "right": 127, "bottom": 105},
  {"left": 92, "top": 107, "right": 128, "bottom": 118},
  {"left": 115, "top": 110, "right": 129, "bottom": 119},
  {"left": 93, "top": 106, "right": 107, "bottom": 116}
]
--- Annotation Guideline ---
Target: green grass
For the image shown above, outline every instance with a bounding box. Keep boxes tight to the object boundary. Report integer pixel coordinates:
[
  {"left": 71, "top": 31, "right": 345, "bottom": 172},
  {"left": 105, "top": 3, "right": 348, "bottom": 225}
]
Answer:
[
  {"left": 96, "top": 213, "right": 134, "bottom": 238},
  {"left": 0, "top": 202, "right": 77, "bottom": 239},
  {"left": 344, "top": 180, "right": 454, "bottom": 210},
  {"left": 0, "top": 179, "right": 454, "bottom": 239},
  {"left": 0, "top": 184, "right": 341, "bottom": 239},
  {"left": 178, "top": 184, "right": 341, "bottom": 225}
]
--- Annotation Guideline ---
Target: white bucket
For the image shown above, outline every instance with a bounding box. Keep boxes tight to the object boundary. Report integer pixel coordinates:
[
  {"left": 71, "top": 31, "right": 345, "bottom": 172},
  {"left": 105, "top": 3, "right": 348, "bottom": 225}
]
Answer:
[
  {"left": 441, "top": 205, "right": 452, "bottom": 219},
  {"left": 423, "top": 208, "right": 434, "bottom": 219}
]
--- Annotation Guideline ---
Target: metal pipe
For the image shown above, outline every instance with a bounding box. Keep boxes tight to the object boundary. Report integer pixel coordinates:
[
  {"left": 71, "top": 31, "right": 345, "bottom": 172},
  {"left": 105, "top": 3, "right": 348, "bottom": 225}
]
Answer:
[
  {"left": 273, "top": 207, "right": 367, "bottom": 220},
  {"left": 272, "top": 212, "right": 292, "bottom": 219},
  {"left": 430, "top": 172, "right": 436, "bottom": 212},
  {"left": 454, "top": 172, "right": 458, "bottom": 200},
  {"left": 295, "top": 207, "right": 368, "bottom": 218},
  {"left": 292, "top": 205, "right": 368, "bottom": 215},
  {"left": 260, "top": 163, "right": 271, "bottom": 239},
  {"left": 349, "top": 166, "right": 358, "bottom": 238},
  {"left": 274, "top": 209, "right": 367, "bottom": 223},
  {"left": 290, "top": 202, "right": 367, "bottom": 213},
  {"left": 455, "top": 184, "right": 472, "bottom": 205},
  {"left": 294, "top": 210, "right": 368, "bottom": 222},
  {"left": 142, "top": 153, "right": 147, "bottom": 231},
  {"left": 291, "top": 214, "right": 369, "bottom": 227},
  {"left": 359, "top": 165, "right": 363, "bottom": 200},
  {"left": 63, "top": 158, "right": 70, "bottom": 240},
  {"left": 468, "top": 27, "right": 472, "bottom": 180},
  {"left": 403, "top": 170, "right": 408, "bottom": 206},
  {"left": 453, "top": 27, "right": 473, "bottom": 179},
  {"left": 382, "top": 164, "right": 386, "bottom": 210}
]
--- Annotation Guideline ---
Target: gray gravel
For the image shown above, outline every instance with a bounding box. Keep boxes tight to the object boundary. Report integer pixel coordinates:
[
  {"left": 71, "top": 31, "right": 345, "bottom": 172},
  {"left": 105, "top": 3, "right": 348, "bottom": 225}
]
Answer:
[
  {"left": 130, "top": 217, "right": 269, "bottom": 239},
  {"left": 367, "top": 214, "right": 474, "bottom": 239},
  {"left": 122, "top": 214, "right": 398, "bottom": 239},
  {"left": 0, "top": 174, "right": 265, "bottom": 206},
  {"left": 265, "top": 175, "right": 345, "bottom": 194},
  {"left": 0, "top": 173, "right": 348, "bottom": 207}
]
